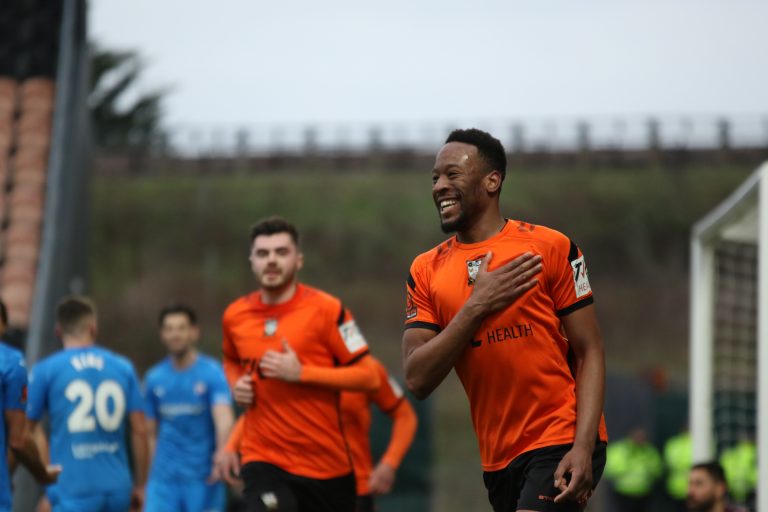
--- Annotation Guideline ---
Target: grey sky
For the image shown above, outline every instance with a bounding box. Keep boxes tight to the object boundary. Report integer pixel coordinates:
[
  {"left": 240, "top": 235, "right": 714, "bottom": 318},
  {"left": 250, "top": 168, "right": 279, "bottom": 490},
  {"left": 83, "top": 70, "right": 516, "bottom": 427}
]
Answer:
[{"left": 90, "top": 1, "right": 768, "bottom": 128}]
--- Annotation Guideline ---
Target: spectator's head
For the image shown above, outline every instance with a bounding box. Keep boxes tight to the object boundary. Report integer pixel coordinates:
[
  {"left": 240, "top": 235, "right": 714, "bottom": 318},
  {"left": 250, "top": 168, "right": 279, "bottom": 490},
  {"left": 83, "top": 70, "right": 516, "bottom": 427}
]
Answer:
[
  {"left": 249, "top": 216, "right": 303, "bottom": 294},
  {"left": 687, "top": 461, "right": 728, "bottom": 512},
  {"left": 158, "top": 304, "right": 199, "bottom": 358},
  {"left": 630, "top": 427, "right": 648, "bottom": 444},
  {"left": 56, "top": 296, "right": 97, "bottom": 342}
]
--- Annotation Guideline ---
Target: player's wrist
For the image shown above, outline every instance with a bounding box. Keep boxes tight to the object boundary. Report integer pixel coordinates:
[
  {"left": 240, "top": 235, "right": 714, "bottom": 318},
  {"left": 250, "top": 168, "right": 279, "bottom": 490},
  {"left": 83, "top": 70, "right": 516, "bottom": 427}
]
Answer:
[
  {"left": 292, "top": 362, "right": 303, "bottom": 381},
  {"left": 379, "top": 457, "right": 399, "bottom": 470},
  {"left": 461, "top": 298, "right": 490, "bottom": 326},
  {"left": 572, "top": 437, "right": 595, "bottom": 453}
]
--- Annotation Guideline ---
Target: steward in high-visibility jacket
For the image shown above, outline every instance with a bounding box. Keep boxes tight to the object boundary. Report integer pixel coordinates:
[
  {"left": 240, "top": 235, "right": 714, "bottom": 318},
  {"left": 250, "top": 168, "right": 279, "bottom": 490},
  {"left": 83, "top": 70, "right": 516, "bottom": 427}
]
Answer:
[
  {"left": 663, "top": 431, "right": 691, "bottom": 501},
  {"left": 604, "top": 429, "right": 662, "bottom": 510},
  {"left": 719, "top": 439, "right": 757, "bottom": 504}
]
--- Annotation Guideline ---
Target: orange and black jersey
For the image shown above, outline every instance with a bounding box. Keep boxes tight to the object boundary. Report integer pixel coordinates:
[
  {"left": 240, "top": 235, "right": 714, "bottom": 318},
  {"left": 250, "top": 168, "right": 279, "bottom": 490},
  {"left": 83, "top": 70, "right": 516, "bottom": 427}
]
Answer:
[
  {"left": 405, "top": 219, "right": 608, "bottom": 472},
  {"left": 223, "top": 357, "right": 417, "bottom": 497},
  {"left": 340, "top": 358, "right": 417, "bottom": 496},
  {"left": 222, "top": 283, "right": 373, "bottom": 479}
]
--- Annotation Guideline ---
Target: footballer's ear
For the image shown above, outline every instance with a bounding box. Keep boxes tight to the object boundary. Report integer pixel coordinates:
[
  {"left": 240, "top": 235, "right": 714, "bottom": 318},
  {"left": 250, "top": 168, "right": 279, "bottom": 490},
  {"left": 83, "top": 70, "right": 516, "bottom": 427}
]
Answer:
[{"left": 484, "top": 169, "right": 503, "bottom": 194}]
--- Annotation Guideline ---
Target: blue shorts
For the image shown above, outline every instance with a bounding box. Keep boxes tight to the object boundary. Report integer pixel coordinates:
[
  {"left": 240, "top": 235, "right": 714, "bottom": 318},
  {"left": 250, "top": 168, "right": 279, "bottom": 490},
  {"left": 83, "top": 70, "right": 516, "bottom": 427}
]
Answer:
[
  {"left": 48, "top": 489, "right": 131, "bottom": 512},
  {"left": 145, "top": 479, "right": 226, "bottom": 512}
]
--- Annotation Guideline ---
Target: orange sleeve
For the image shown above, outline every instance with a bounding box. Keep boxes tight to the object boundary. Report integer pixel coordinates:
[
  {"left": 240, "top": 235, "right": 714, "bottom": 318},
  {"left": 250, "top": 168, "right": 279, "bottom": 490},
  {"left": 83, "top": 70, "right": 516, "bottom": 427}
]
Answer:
[
  {"left": 404, "top": 257, "right": 440, "bottom": 331},
  {"left": 380, "top": 398, "right": 418, "bottom": 469},
  {"left": 549, "top": 234, "right": 594, "bottom": 316},
  {"left": 222, "top": 312, "right": 244, "bottom": 389},
  {"left": 225, "top": 416, "right": 245, "bottom": 453},
  {"left": 325, "top": 306, "right": 371, "bottom": 365},
  {"left": 299, "top": 355, "right": 380, "bottom": 392}
]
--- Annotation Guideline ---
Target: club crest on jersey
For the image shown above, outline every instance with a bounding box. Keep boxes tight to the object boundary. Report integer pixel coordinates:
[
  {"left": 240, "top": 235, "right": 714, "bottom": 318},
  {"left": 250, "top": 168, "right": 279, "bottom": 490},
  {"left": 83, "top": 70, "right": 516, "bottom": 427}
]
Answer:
[
  {"left": 264, "top": 318, "right": 278, "bottom": 336},
  {"left": 466, "top": 258, "right": 483, "bottom": 285},
  {"left": 194, "top": 381, "right": 207, "bottom": 395}
]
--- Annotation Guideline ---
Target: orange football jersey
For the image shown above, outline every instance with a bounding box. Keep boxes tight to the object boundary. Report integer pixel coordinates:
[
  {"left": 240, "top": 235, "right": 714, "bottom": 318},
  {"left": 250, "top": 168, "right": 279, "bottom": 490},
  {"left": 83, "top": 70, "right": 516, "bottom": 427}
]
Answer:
[
  {"left": 405, "top": 220, "right": 608, "bottom": 471},
  {"left": 340, "top": 357, "right": 415, "bottom": 495},
  {"left": 223, "top": 283, "right": 370, "bottom": 479}
]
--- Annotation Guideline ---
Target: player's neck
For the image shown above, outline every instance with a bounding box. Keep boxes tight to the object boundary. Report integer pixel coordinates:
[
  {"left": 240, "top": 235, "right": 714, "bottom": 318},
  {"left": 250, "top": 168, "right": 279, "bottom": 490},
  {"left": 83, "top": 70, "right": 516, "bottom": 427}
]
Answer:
[
  {"left": 456, "top": 209, "right": 506, "bottom": 244},
  {"left": 170, "top": 348, "right": 197, "bottom": 370},
  {"left": 62, "top": 336, "right": 95, "bottom": 349},
  {"left": 261, "top": 280, "right": 298, "bottom": 306}
]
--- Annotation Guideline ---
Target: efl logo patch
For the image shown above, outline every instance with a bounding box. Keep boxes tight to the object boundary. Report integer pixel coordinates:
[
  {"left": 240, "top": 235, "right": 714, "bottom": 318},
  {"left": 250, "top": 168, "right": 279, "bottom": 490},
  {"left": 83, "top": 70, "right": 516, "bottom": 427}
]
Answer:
[
  {"left": 571, "top": 255, "right": 592, "bottom": 298},
  {"left": 339, "top": 320, "right": 368, "bottom": 353},
  {"left": 406, "top": 291, "right": 418, "bottom": 320},
  {"left": 466, "top": 258, "right": 483, "bottom": 285}
]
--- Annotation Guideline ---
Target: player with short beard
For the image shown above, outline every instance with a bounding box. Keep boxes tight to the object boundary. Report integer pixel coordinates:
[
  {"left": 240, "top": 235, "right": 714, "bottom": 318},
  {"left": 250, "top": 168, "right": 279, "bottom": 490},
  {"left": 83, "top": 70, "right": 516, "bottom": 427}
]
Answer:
[
  {"left": 143, "top": 305, "right": 234, "bottom": 512},
  {"left": 686, "top": 462, "right": 748, "bottom": 512},
  {"left": 221, "top": 216, "right": 380, "bottom": 512},
  {"left": 403, "top": 128, "right": 608, "bottom": 512}
]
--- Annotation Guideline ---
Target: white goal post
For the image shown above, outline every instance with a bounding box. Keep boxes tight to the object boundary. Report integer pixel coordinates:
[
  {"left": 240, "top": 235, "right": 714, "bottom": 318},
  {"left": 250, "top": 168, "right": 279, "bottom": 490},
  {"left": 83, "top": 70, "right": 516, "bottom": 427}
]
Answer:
[{"left": 690, "top": 161, "right": 768, "bottom": 511}]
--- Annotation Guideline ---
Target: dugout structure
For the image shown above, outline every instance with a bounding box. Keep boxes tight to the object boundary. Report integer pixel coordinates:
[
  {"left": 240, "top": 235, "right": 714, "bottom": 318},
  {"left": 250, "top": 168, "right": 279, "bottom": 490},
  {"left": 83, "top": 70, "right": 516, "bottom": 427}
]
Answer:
[{"left": 690, "top": 161, "right": 768, "bottom": 511}]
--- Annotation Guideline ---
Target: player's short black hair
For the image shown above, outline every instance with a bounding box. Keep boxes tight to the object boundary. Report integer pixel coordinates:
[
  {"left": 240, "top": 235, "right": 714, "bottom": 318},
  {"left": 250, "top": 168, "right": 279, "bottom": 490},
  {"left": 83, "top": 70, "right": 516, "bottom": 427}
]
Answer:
[
  {"left": 691, "top": 461, "right": 727, "bottom": 484},
  {"left": 158, "top": 304, "right": 197, "bottom": 327},
  {"left": 250, "top": 216, "right": 300, "bottom": 246},
  {"left": 445, "top": 128, "right": 507, "bottom": 181},
  {"left": 56, "top": 295, "right": 96, "bottom": 336},
  {"left": 0, "top": 299, "right": 7, "bottom": 327}
]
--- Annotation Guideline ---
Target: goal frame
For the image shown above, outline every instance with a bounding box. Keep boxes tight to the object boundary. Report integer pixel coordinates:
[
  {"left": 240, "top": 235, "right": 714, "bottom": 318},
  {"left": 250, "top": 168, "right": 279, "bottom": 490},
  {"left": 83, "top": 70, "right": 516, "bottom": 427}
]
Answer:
[{"left": 690, "top": 161, "right": 768, "bottom": 511}]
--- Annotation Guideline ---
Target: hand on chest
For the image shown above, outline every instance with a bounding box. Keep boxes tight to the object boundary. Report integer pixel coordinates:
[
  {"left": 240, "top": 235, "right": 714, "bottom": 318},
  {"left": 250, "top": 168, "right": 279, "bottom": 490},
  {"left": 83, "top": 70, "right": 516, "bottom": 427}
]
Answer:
[{"left": 235, "top": 313, "right": 331, "bottom": 363}]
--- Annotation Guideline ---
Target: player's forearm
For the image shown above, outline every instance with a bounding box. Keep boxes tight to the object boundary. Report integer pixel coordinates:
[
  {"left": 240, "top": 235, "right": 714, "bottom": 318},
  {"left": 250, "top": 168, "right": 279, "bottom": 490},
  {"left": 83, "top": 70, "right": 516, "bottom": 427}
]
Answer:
[
  {"left": 381, "top": 400, "right": 418, "bottom": 469},
  {"left": 129, "top": 415, "right": 149, "bottom": 486},
  {"left": 30, "top": 422, "right": 49, "bottom": 464},
  {"left": 299, "top": 358, "right": 380, "bottom": 391},
  {"left": 212, "top": 405, "right": 235, "bottom": 451},
  {"left": 12, "top": 438, "right": 47, "bottom": 482},
  {"left": 404, "top": 303, "right": 484, "bottom": 399},
  {"left": 225, "top": 416, "right": 245, "bottom": 453},
  {"left": 131, "top": 431, "right": 149, "bottom": 486},
  {"left": 145, "top": 418, "right": 157, "bottom": 462},
  {"left": 147, "top": 434, "right": 156, "bottom": 463},
  {"left": 222, "top": 353, "right": 245, "bottom": 390},
  {"left": 572, "top": 341, "right": 605, "bottom": 451}
]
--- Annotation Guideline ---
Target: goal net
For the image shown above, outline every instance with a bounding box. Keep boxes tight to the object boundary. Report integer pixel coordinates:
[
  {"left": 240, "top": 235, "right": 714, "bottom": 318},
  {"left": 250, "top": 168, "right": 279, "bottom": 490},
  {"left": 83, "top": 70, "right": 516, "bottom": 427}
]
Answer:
[{"left": 690, "top": 162, "right": 767, "bottom": 510}]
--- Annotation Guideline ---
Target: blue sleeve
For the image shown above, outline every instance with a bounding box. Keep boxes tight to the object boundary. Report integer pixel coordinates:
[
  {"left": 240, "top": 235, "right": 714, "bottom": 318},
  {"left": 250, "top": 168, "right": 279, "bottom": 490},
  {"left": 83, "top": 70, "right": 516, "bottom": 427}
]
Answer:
[
  {"left": 25, "top": 362, "right": 47, "bottom": 421},
  {"left": 143, "top": 374, "right": 158, "bottom": 420},
  {"left": 126, "top": 364, "right": 145, "bottom": 414},
  {"left": 208, "top": 362, "right": 232, "bottom": 407},
  {"left": 3, "top": 354, "right": 27, "bottom": 412}
]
